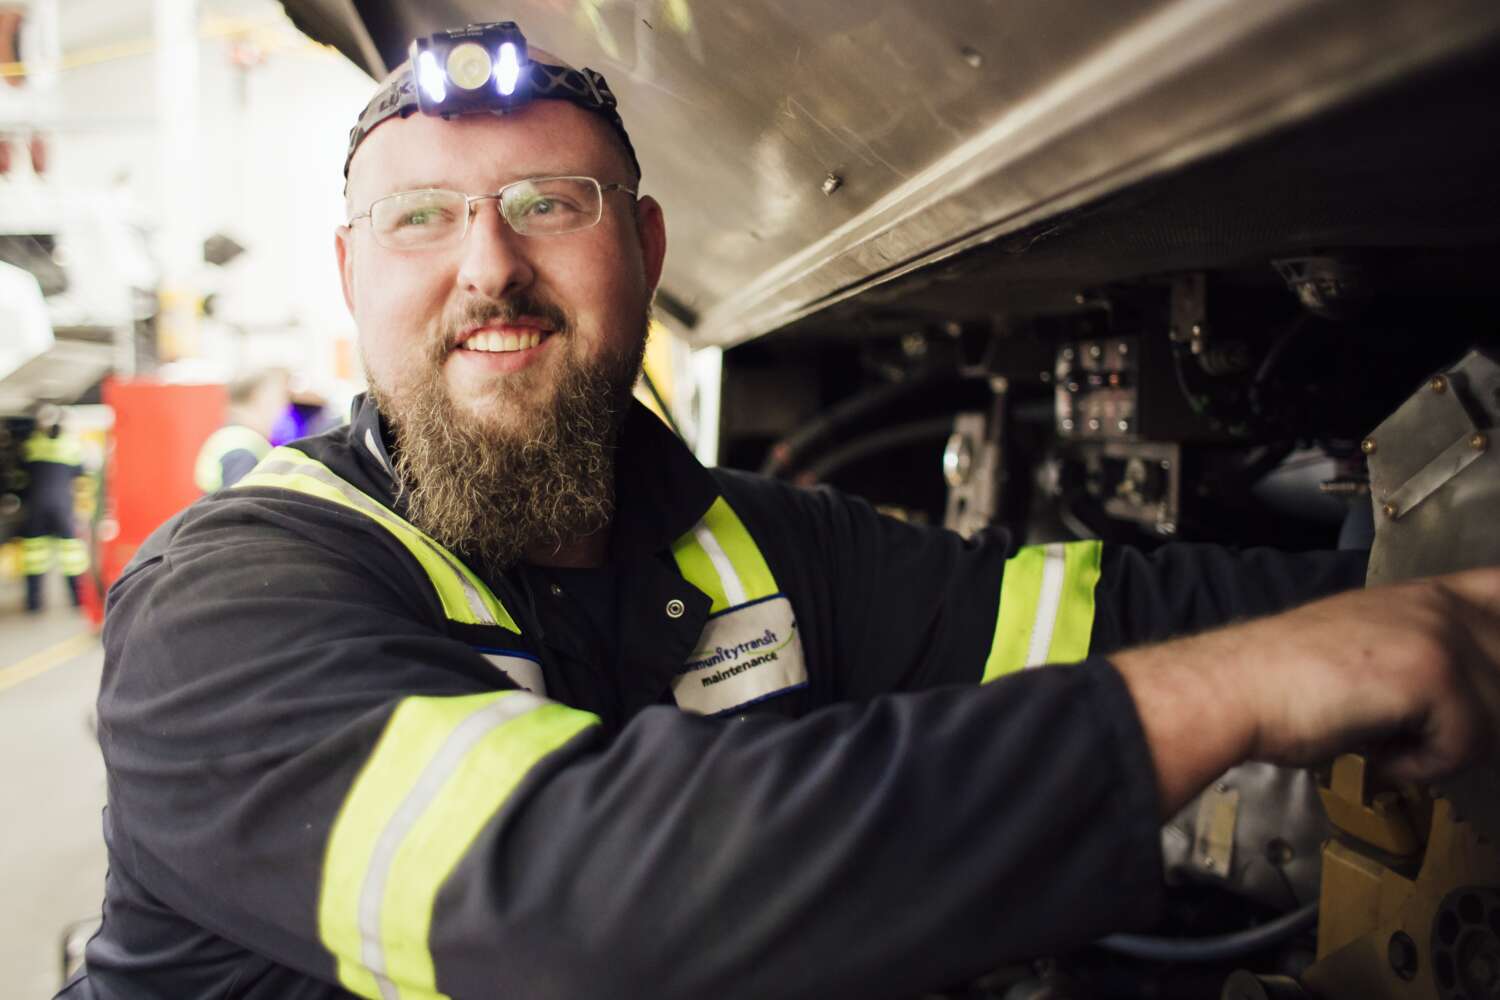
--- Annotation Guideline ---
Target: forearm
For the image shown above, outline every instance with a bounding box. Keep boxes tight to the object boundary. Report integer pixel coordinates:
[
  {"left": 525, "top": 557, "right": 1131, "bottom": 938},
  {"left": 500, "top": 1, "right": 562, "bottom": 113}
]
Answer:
[{"left": 1111, "top": 629, "right": 1262, "bottom": 818}]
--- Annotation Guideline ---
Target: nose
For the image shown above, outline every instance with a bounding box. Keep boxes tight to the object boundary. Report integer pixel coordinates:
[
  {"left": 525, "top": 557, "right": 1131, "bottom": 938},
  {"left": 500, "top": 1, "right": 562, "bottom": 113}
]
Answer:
[{"left": 455, "top": 197, "right": 536, "bottom": 300}]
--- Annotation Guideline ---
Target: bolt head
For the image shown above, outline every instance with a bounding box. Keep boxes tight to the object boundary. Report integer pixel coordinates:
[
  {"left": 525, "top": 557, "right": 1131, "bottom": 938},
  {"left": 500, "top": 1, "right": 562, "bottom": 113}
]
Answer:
[
  {"left": 1431, "top": 375, "right": 1449, "bottom": 393},
  {"left": 1471, "top": 432, "right": 1488, "bottom": 451},
  {"left": 821, "top": 172, "right": 843, "bottom": 195},
  {"left": 1383, "top": 502, "right": 1398, "bottom": 518},
  {"left": 1361, "top": 438, "right": 1377, "bottom": 455}
]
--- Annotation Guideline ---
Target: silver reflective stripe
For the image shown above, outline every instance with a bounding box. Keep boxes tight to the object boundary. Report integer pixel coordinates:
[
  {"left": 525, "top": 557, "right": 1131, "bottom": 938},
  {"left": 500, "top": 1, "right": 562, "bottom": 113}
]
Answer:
[
  {"left": 364, "top": 427, "right": 395, "bottom": 478},
  {"left": 693, "top": 522, "right": 746, "bottom": 606},
  {"left": 357, "top": 692, "right": 546, "bottom": 998},
  {"left": 1024, "top": 543, "right": 1068, "bottom": 668},
  {"left": 256, "top": 458, "right": 495, "bottom": 626}
]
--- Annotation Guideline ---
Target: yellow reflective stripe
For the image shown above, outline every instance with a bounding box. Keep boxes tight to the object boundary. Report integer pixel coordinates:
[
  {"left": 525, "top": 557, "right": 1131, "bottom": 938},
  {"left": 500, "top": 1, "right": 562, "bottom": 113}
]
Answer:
[
  {"left": 21, "top": 536, "right": 54, "bottom": 573},
  {"left": 195, "top": 426, "right": 271, "bottom": 492},
  {"left": 23, "top": 434, "right": 82, "bottom": 465},
  {"left": 57, "top": 538, "right": 90, "bottom": 575},
  {"left": 319, "top": 691, "right": 600, "bottom": 999},
  {"left": 982, "top": 540, "right": 1102, "bottom": 682},
  {"left": 669, "top": 532, "right": 728, "bottom": 613},
  {"left": 236, "top": 448, "right": 518, "bottom": 633},
  {"left": 670, "top": 496, "right": 777, "bottom": 613},
  {"left": 1048, "top": 539, "right": 1102, "bottom": 665}
]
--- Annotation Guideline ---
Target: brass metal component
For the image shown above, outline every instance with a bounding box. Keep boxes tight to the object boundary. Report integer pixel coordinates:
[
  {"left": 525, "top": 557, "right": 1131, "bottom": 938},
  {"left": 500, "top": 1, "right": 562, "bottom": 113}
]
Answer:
[
  {"left": 1383, "top": 502, "right": 1398, "bottom": 518},
  {"left": 1471, "top": 432, "right": 1488, "bottom": 452},
  {"left": 1431, "top": 375, "right": 1449, "bottom": 394},
  {"left": 1318, "top": 755, "right": 1423, "bottom": 856},
  {"left": 1302, "top": 791, "right": 1500, "bottom": 1000},
  {"left": 1362, "top": 438, "right": 1378, "bottom": 455}
]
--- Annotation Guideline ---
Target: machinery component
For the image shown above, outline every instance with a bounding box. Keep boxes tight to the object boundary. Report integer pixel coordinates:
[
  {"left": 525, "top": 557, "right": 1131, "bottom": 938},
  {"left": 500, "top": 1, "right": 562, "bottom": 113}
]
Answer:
[
  {"left": 1100, "top": 901, "right": 1319, "bottom": 964},
  {"left": 944, "top": 378, "right": 1008, "bottom": 538},
  {"left": 1297, "top": 347, "right": 1500, "bottom": 1000},
  {"left": 1223, "top": 971, "right": 1312, "bottom": 1000},
  {"left": 1077, "top": 441, "right": 1181, "bottom": 535},
  {"left": 1273, "top": 256, "right": 1373, "bottom": 321},
  {"left": 1430, "top": 888, "right": 1500, "bottom": 1000}
]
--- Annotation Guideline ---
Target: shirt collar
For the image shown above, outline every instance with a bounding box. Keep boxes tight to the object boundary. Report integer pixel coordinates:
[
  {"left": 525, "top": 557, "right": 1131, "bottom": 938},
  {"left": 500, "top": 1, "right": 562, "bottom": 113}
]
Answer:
[{"left": 346, "top": 392, "right": 719, "bottom": 559}]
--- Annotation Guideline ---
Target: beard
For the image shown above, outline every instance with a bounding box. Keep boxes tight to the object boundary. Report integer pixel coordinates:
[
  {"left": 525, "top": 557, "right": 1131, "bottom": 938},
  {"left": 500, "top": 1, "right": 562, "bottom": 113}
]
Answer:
[{"left": 368, "top": 293, "right": 647, "bottom": 570}]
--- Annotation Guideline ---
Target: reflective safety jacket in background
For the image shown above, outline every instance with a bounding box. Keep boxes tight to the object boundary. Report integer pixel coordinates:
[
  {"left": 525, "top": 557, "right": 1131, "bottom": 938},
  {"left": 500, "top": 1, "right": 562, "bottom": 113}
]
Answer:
[
  {"left": 67, "top": 394, "right": 1367, "bottom": 1000},
  {"left": 19, "top": 428, "right": 89, "bottom": 586},
  {"left": 192, "top": 423, "right": 272, "bottom": 493}
]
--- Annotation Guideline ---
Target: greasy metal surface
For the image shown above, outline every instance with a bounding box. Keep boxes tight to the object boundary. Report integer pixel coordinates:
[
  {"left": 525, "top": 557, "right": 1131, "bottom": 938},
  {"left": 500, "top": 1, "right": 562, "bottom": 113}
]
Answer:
[
  {"left": 1367, "top": 351, "right": 1500, "bottom": 587},
  {"left": 1162, "top": 761, "right": 1328, "bottom": 912},
  {"left": 281, "top": 0, "right": 1500, "bottom": 349}
]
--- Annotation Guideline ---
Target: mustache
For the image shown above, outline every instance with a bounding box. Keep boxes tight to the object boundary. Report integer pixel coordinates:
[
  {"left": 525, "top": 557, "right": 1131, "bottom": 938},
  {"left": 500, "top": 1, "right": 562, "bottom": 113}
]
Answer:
[{"left": 439, "top": 294, "right": 572, "bottom": 353}]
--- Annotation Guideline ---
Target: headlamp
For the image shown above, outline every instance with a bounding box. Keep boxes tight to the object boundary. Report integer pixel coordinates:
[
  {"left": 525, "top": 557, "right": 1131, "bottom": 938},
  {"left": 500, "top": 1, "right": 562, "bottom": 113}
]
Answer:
[
  {"left": 410, "top": 21, "right": 530, "bottom": 116},
  {"left": 344, "top": 20, "right": 640, "bottom": 181}
]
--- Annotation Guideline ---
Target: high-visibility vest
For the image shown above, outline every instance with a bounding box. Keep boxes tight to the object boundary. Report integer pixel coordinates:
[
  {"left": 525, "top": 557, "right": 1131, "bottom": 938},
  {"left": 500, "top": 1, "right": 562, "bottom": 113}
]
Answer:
[
  {"left": 23, "top": 430, "right": 83, "bottom": 466},
  {"left": 233, "top": 444, "right": 796, "bottom": 999},
  {"left": 194, "top": 425, "right": 273, "bottom": 493},
  {"left": 234, "top": 446, "right": 784, "bottom": 645}
]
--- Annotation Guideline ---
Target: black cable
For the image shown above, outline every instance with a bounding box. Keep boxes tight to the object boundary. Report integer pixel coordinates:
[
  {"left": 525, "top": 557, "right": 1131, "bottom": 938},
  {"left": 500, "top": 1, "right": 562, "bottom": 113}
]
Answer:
[
  {"left": 798, "top": 418, "right": 955, "bottom": 484},
  {"left": 760, "top": 374, "right": 982, "bottom": 478},
  {"left": 639, "top": 368, "right": 683, "bottom": 438},
  {"left": 1096, "top": 901, "right": 1319, "bottom": 964}
]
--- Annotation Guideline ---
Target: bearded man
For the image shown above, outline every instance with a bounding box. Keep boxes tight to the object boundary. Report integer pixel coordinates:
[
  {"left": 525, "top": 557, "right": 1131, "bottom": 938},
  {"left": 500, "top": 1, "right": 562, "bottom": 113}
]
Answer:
[{"left": 66, "top": 21, "right": 1500, "bottom": 1000}]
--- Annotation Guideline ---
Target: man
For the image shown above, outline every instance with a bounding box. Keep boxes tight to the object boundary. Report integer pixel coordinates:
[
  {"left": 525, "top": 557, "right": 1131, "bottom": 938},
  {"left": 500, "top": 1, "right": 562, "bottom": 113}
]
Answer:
[
  {"left": 193, "top": 368, "right": 290, "bottom": 492},
  {"left": 64, "top": 23, "right": 1500, "bottom": 1000},
  {"left": 18, "top": 404, "right": 89, "bottom": 613}
]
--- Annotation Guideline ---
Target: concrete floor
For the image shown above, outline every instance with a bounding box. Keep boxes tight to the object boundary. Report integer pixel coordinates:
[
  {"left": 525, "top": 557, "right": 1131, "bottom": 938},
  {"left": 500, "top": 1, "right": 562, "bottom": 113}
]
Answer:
[{"left": 0, "top": 574, "right": 108, "bottom": 998}]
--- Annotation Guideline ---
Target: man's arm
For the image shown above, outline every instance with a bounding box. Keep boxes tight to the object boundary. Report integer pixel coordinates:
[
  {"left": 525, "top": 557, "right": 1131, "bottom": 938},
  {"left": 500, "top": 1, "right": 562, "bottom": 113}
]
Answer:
[
  {"left": 97, "top": 496, "right": 1168, "bottom": 998},
  {"left": 1115, "top": 567, "right": 1500, "bottom": 816}
]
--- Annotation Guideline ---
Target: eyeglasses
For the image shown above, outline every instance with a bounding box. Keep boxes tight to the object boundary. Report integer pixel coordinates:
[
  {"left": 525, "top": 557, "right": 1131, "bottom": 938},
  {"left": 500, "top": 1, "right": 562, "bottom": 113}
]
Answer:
[{"left": 347, "top": 175, "right": 637, "bottom": 250}]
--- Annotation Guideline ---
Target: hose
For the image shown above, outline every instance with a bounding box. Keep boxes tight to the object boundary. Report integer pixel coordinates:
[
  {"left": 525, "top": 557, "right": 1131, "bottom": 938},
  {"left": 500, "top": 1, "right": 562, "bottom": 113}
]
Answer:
[
  {"left": 759, "top": 374, "right": 983, "bottom": 479},
  {"left": 1096, "top": 901, "right": 1319, "bottom": 964},
  {"left": 797, "top": 418, "right": 954, "bottom": 484}
]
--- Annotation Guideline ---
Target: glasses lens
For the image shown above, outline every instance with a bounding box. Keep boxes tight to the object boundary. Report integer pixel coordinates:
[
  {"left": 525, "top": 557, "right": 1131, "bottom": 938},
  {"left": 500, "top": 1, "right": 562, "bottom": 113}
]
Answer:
[
  {"left": 501, "top": 177, "right": 602, "bottom": 236},
  {"left": 370, "top": 190, "right": 467, "bottom": 249}
]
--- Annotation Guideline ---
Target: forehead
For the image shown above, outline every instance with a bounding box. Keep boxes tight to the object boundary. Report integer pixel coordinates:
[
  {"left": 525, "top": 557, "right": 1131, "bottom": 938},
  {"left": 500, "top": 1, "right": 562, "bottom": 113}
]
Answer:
[{"left": 348, "top": 100, "right": 622, "bottom": 202}]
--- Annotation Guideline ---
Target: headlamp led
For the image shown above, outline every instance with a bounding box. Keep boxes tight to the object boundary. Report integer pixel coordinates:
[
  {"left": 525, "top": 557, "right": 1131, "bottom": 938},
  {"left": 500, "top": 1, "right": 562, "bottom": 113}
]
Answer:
[{"left": 344, "top": 20, "right": 640, "bottom": 181}]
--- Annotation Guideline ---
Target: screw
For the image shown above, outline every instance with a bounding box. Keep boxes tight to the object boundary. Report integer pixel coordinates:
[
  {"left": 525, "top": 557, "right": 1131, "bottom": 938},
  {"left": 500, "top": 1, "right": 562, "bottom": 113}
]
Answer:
[
  {"left": 1431, "top": 375, "right": 1448, "bottom": 394},
  {"left": 1471, "top": 432, "right": 1488, "bottom": 451},
  {"left": 1361, "top": 438, "right": 1377, "bottom": 455},
  {"left": 1118, "top": 341, "right": 1130, "bottom": 356},
  {"left": 1061, "top": 418, "right": 1074, "bottom": 432},
  {"left": 1383, "top": 502, "right": 1398, "bottom": 518},
  {"left": 960, "top": 46, "right": 983, "bottom": 69},
  {"left": 1061, "top": 347, "right": 1075, "bottom": 362},
  {"left": 1074, "top": 292, "right": 1087, "bottom": 305},
  {"left": 821, "top": 172, "right": 843, "bottom": 196},
  {"left": 1117, "top": 420, "right": 1130, "bottom": 433},
  {"left": 1088, "top": 343, "right": 1103, "bottom": 360},
  {"left": 1202, "top": 855, "right": 1217, "bottom": 871},
  {"left": 1087, "top": 418, "right": 1101, "bottom": 432},
  {"left": 1191, "top": 323, "right": 1203, "bottom": 337}
]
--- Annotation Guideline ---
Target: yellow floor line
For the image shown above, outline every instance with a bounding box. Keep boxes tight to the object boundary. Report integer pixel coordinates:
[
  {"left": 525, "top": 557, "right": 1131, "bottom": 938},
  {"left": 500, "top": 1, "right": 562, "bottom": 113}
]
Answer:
[{"left": 0, "top": 632, "right": 100, "bottom": 694}]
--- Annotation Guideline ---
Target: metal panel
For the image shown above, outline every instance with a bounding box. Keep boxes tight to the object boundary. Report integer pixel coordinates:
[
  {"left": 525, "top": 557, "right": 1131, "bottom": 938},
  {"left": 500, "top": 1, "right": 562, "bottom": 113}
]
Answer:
[{"left": 282, "top": 0, "right": 1500, "bottom": 349}]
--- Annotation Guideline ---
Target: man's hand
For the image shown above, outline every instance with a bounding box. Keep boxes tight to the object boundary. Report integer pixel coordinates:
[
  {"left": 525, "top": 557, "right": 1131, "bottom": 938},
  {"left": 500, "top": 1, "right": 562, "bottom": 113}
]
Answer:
[{"left": 1111, "top": 566, "right": 1500, "bottom": 817}]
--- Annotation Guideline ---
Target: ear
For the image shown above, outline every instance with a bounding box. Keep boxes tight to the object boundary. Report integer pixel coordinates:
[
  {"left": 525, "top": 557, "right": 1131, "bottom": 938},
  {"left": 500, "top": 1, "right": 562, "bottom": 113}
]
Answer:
[
  {"left": 335, "top": 226, "right": 357, "bottom": 316},
  {"left": 634, "top": 195, "right": 667, "bottom": 296}
]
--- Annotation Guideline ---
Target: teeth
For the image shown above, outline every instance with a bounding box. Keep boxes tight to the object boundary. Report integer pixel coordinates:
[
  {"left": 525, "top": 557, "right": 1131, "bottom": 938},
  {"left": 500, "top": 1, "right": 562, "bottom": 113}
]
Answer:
[{"left": 463, "top": 329, "right": 545, "bottom": 353}]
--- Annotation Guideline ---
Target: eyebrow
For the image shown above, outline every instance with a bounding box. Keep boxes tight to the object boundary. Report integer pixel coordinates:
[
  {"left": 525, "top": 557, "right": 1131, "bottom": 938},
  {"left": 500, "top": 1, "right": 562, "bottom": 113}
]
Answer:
[{"left": 370, "top": 170, "right": 607, "bottom": 202}]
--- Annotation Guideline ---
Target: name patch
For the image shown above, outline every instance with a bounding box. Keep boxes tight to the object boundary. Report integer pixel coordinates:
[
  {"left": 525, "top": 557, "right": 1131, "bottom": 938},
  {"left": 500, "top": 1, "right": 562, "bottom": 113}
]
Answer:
[
  {"left": 672, "top": 595, "right": 807, "bottom": 716},
  {"left": 479, "top": 650, "right": 547, "bottom": 697}
]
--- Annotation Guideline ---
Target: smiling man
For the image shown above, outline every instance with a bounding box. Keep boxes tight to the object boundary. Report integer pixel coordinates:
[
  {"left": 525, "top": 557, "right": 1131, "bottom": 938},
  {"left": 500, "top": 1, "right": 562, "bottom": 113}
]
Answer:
[
  {"left": 64, "top": 21, "right": 1500, "bottom": 1000},
  {"left": 341, "top": 85, "right": 662, "bottom": 568}
]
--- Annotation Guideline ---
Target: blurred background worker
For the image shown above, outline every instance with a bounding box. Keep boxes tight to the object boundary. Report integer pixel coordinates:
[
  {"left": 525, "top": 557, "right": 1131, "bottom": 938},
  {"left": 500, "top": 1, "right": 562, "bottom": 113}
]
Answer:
[
  {"left": 193, "top": 368, "right": 291, "bottom": 492},
  {"left": 18, "top": 404, "right": 88, "bottom": 613}
]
